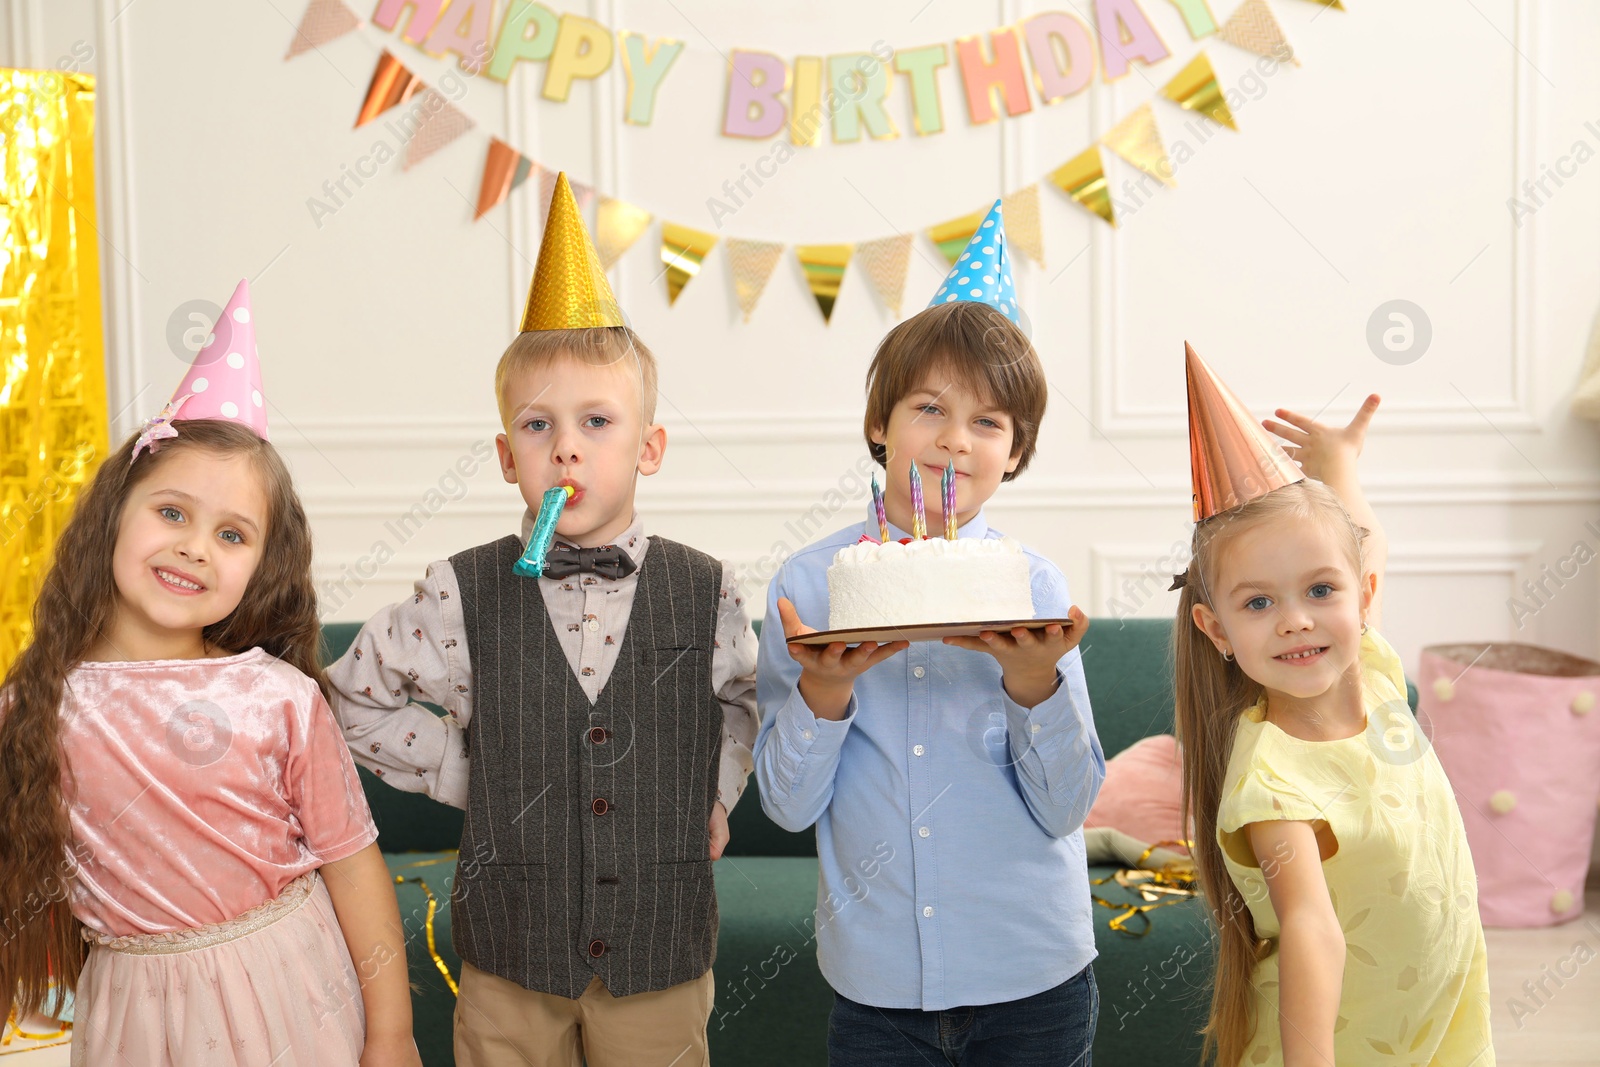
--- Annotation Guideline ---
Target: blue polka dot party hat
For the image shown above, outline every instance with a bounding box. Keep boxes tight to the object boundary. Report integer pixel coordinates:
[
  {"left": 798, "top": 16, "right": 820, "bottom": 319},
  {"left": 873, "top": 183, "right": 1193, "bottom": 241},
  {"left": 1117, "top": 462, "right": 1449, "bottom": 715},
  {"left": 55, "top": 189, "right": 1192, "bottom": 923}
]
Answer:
[{"left": 927, "top": 199, "right": 1019, "bottom": 323}]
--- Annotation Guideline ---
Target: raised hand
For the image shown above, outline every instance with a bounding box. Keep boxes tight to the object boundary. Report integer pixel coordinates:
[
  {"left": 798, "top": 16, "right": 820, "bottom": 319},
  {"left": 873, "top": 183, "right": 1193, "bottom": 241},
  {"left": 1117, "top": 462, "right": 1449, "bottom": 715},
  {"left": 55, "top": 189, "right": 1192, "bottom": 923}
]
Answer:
[{"left": 1262, "top": 394, "right": 1380, "bottom": 485}]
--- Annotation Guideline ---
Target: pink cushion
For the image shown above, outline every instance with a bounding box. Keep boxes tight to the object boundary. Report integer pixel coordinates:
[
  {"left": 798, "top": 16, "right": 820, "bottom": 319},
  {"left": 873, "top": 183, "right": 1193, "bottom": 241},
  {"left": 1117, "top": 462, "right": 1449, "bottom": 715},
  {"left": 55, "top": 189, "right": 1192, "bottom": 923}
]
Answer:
[{"left": 1085, "top": 734, "right": 1188, "bottom": 852}]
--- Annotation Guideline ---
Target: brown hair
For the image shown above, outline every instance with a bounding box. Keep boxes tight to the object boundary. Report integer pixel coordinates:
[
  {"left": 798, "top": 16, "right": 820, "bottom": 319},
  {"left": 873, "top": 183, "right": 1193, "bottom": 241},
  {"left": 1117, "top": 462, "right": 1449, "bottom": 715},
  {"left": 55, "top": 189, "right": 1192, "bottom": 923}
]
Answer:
[
  {"left": 863, "top": 301, "right": 1047, "bottom": 481},
  {"left": 1172, "top": 479, "right": 1366, "bottom": 1064},
  {"left": 495, "top": 327, "right": 659, "bottom": 429},
  {"left": 0, "top": 420, "right": 325, "bottom": 1018}
]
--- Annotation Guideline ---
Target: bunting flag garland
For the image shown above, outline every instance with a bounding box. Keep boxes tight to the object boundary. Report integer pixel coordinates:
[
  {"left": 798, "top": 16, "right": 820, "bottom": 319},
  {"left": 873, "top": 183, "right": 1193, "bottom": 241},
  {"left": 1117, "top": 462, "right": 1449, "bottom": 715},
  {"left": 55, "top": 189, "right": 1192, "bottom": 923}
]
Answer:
[
  {"left": 1102, "top": 103, "right": 1176, "bottom": 187},
  {"left": 794, "top": 243, "right": 854, "bottom": 324},
  {"left": 595, "top": 197, "right": 653, "bottom": 269},
  {"left": 284, "top": 0, "right": 361, "bottom": 59},
  {"left": 854, "top": 234, "right": 914, "bottom": 316},
  {"left": 660, "top": 221, "right": 719, "bottom": 305},
  {"left": 355, "top": 50, "right": 421, "bottom": 128},
  {"left": 475, "top": 138, "right": 533, "bottom": 218},
  {"left": 1159, "top": 52, "right": 1237, "bottom": 131},
  {"left": 403, "top": 90, "right": 475, "bottom": 170},
  {"left": 1219, "top": 0, "right": 1300, "bottom": 65},
  {"left": 927, "top": 207, "right": 987, "bottom": 266},
  {"left": 1002, "top": 185, "right": 1045, "bottom": 269},
  {"left": 1047, "top": 145, "right": 1117, "bottom": 227},
  {"left": 724, "top": 239, "right": 786, "bottom": 321}
]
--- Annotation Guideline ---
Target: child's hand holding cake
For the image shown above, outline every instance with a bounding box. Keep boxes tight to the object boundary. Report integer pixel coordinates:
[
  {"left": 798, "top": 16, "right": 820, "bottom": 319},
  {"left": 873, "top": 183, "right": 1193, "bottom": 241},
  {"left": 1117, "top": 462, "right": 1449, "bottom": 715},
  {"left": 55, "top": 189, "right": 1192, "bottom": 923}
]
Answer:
[
  {"left": 776, "top": 596, "right": 908, "bottom": 720},
  {"left": 943, "top": 604, "right": 1089, "bottom": 708}
]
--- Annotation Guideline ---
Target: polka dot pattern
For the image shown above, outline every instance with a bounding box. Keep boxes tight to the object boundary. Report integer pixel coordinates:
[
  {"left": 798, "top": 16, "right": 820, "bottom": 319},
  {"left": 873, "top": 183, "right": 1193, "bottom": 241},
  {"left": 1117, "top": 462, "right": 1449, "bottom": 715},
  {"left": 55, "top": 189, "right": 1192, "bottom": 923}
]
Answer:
[{"left": 926, "top": 198, "right": 1022, "bottom": 324}]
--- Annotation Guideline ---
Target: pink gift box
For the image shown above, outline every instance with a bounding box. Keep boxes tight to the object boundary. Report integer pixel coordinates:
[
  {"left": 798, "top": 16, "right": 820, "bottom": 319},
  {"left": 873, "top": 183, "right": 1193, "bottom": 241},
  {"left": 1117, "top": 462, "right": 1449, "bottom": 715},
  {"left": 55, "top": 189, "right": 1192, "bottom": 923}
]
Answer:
[{"left": 1418, "top": 643, "right": 1600, "bottom": 928}]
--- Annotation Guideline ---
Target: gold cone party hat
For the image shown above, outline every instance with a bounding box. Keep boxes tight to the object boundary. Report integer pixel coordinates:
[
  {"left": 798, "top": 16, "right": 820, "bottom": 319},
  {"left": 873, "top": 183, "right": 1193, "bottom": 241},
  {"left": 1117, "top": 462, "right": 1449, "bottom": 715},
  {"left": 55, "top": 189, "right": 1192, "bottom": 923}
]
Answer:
[
  {"left": 520, "top": 171, "right": 625, "bottom": 332},
  {"left": 1186, "top": 342, "right": 1303, "bottom": 522}
]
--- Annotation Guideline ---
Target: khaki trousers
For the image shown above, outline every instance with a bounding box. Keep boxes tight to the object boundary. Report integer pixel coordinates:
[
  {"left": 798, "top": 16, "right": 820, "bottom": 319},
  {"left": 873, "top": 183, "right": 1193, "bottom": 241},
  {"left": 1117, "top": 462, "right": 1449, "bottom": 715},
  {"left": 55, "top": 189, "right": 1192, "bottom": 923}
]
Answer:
[{"left": 453, "top": 961, "right": 714, "bottom": 1067}]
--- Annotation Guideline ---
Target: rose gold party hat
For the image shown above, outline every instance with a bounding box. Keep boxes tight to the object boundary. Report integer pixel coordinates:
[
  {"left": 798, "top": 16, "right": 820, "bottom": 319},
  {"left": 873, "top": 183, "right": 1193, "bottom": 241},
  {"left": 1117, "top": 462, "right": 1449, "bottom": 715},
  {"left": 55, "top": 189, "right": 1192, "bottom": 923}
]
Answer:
[
  {"left": 519, "top": 171, "right": 625, "bottom": 332},
  {"left": 1186, "top": 342, "right": 1302, "bottom": 521}
]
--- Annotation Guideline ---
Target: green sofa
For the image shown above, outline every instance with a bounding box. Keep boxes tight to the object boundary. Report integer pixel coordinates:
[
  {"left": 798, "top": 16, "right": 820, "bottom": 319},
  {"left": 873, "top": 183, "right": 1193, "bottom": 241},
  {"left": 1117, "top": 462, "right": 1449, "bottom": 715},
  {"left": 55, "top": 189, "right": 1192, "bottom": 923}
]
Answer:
[{"left": 320, "top": 617, "right": 1417, "bottom": 1066}]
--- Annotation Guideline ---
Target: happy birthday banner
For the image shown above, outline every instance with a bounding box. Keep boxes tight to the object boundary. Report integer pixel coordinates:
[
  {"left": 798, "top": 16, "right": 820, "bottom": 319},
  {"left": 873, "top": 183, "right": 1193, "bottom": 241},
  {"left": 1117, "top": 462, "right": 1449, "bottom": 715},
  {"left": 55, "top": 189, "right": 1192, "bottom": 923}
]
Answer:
[{"left": 288, "top": 0, "right": 1342, "bottom": 324}]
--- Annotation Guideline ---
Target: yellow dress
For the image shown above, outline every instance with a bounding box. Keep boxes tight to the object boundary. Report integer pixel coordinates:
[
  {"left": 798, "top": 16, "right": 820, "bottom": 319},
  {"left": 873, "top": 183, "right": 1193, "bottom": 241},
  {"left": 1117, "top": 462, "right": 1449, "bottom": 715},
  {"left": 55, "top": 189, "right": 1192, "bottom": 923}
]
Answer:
[{"left": 1216, "top": 629, "right": 1494, "bottom": 1066}]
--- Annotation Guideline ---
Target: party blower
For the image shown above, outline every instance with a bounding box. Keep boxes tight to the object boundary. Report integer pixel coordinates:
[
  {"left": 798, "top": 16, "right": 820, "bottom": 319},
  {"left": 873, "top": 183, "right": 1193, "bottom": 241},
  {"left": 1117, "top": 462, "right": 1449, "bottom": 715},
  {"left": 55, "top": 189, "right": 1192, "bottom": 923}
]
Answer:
[{"left": 513, "top": 485, "right": 575, "bottom": 577}]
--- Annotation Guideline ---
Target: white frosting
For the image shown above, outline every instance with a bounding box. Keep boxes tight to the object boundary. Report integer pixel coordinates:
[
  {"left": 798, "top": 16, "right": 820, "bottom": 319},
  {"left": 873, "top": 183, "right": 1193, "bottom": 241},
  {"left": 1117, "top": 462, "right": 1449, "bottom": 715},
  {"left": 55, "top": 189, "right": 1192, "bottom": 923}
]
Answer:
[{"left": 826, "top": 537, "right": 1035, "bottom": 630}]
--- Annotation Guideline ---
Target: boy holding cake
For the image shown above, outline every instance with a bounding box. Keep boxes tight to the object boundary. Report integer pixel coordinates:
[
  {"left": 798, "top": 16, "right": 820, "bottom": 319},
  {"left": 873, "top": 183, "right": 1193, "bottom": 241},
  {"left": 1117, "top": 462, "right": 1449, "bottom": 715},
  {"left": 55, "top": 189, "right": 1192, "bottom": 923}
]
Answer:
[
  {"left": 328, "top": 174, "right": 758, "bottom": 1066},
  {"left": 754, "top": 201, "right": 1104, "bottom": 1064}
]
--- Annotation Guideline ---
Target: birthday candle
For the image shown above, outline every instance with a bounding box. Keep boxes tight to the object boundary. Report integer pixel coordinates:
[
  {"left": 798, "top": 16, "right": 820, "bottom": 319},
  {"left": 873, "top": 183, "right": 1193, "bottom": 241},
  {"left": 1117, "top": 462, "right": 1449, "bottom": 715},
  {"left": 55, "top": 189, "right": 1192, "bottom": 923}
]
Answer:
[
  {"left": 871, "top": 472, "right": 890, "bottom": 544},
  {"left": 909, "top": 462, "right": 927, "bottom": 540},
  {"left": 944, "top": 460, "right": 957, "bottom": 540},
  {"left": 513, "top": 485, "right": 575, "bottom": 577}
]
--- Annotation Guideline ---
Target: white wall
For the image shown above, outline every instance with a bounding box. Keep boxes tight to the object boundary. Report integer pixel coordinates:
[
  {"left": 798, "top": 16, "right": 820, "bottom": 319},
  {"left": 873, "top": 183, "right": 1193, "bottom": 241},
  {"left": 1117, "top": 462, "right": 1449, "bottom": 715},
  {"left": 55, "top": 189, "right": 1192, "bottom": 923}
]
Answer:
[{"left": 5, "top": 2, "right": 1598, "bottom": 663}]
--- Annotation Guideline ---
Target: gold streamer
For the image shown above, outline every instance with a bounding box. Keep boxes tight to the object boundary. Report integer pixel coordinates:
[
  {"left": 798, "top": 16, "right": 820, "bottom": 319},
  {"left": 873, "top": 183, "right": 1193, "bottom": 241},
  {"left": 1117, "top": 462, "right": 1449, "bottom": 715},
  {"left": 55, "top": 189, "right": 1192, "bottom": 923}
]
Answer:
[
  {"left": 1047, "top": 144, "right": 1117, "bottom": 227},
  {"left": 595, "top": 196, "right": 653, "bottom": 270},
  {"left": 794, "top": 243, "right": 853, "bottom": 324},
  {"left": 1219, "top": 0, "right": 1300, "bottom": 66},
  {"left": 394, "top": 873, "right": 459, "bottom": 996},
  {"left": 1, "top": 70, "right": 109, "bottom": 672},
  {"left": 854, "top": 234, "right": 913, "bottom": 316},
  {"left": 1160, "top": 51, "right": 1237, "bottom": 131},
  {"left": 1088, "top": 839, "right": 1197, "bottom": 936},
  {"left": 723, "top": 238, "right": 785, "bottom": 322},
  {"left": 1102, "top": 103, "right": 1175, "bottom": 188},
  {"left": 926, "top": 206, "right": 985, "bottom": 266},
  {"left": 660, "top": 220, "right": 718, "bottom": 306},
  {"left": 1001, "top": 184, "right": 1045, "bottom": 269}
]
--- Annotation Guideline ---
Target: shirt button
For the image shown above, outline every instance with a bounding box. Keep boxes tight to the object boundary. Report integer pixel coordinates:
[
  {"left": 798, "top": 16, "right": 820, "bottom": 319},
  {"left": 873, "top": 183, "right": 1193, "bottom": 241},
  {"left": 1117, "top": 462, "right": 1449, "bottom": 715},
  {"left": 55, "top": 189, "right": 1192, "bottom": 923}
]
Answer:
[
  {"left": 588, "top": 726, "right": 609, "bottom": 745},
  {"left": 588, "top": 939, "right": 607, "bottom": 957},
  {"left": 922, "top": 906, "right": 934, "bottom": 918},
  {"left": 918, "top": 826, "right": 930, "bottom": 838},
  {"left": 912, "top": 745, "right": 925, "bottom": 757},
  {"left": 913, "top": 666, "right": 926, "bottom": 679},
  {"left": 802, "top": 730, "right": 814, "bottom": 741},
  {"left": 1031, "top": 723, "right": 1041, "bottom": 734},
  {"left": 587, "top": 620, "right": 600, "bottom": 632},
  {"left": 591, "top": 798, "right": 609, "bottom": 816}
]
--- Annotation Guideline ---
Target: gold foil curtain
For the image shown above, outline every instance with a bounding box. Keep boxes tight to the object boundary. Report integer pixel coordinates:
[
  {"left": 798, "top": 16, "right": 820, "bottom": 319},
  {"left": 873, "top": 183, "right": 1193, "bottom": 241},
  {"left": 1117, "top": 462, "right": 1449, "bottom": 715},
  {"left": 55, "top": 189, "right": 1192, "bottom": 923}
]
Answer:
[{"left": 0, "top": 70, "right": 109, "bottom": 672}]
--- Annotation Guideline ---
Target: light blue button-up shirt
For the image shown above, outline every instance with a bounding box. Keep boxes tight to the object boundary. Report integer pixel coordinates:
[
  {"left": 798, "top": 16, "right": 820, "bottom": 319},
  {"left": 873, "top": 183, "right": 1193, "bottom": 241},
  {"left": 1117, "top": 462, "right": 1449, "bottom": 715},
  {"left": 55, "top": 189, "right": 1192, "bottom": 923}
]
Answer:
[{"left": 754, "top": 510, "right": 1105, "bottom": 1010}]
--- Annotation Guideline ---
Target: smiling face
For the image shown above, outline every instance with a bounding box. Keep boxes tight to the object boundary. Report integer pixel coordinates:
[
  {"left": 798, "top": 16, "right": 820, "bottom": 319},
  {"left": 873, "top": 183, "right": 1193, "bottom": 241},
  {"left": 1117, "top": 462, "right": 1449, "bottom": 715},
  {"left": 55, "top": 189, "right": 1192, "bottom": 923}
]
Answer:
[
  {"left": 1191, "top": 513, "right": 1375, "bottom": 704},
  {"left": 869, "top": 366, "right": 1020, "bottom": 534},
  {"left": 496, "top": 351, "right": 665, "bottom": 548},
  {"left": 107, "top": 449, "right": 269, "bottom": 657}
]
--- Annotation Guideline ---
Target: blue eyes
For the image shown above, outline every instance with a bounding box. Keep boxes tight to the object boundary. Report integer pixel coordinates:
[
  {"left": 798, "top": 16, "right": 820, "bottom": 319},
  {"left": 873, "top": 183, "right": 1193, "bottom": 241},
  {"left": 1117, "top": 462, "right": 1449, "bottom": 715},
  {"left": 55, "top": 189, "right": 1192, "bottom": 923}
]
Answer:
[
  {"left": 158, "top": 505, "right": 245, "bottom": 545},
  {"left": 523, "top": 416, "right": 610, "bottom": 432},
  {"left": 915, "top": 404, "right": 1000, "bottom": 428},
  {"left": 1243, "top": 583, "right": 1337, "bottom": 611}
]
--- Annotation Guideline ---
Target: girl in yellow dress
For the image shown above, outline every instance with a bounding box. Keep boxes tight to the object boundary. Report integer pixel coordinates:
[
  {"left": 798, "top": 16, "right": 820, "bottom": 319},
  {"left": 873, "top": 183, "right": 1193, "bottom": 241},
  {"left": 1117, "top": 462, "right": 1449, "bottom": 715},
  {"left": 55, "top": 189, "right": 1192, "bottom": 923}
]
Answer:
[{"left": 1174, "top": 387, "right": 1493, "bottom": 1066}]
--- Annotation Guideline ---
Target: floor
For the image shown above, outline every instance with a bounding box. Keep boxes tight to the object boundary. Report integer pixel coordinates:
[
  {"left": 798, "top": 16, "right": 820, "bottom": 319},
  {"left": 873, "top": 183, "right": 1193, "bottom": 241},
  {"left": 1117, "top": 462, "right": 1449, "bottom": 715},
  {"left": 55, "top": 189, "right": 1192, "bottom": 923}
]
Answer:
[{"left": 5, "top": 892, "right": 1599, "bottom": 1064}]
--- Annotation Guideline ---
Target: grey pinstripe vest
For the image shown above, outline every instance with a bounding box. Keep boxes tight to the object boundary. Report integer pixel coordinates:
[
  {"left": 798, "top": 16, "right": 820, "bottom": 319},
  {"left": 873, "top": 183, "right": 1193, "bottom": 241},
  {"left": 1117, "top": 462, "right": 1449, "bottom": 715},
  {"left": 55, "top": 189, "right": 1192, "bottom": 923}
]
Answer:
[{"left": 448, "top": 534, "right": 723, "bottom": 999}]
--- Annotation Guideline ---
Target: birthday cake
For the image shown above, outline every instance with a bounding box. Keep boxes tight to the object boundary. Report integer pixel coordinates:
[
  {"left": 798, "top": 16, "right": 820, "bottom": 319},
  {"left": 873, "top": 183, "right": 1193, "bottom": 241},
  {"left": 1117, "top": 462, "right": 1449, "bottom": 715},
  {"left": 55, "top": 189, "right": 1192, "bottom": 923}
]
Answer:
[{"left": 826, "top": 538, "right": 1035, "bottom": 631}]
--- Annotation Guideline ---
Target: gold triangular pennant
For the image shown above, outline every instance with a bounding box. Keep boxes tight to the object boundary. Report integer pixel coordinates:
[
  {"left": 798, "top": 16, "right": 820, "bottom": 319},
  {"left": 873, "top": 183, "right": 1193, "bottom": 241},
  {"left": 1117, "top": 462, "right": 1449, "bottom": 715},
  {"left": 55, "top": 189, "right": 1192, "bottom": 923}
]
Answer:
[
  {"left": 927, "top": 208, "right": 986, "bottom": 266},
  {"left": 1046, "top": 145, "right": 1116, "bottom": 227},
  {"left": 1002, "top": 185, "right": 1045, "bottom": 269},
  {"left": 794, "top": 244, "right": 853, "bottom": 324},
  {"left": 595, "top": 197, "right": 652, "bottom": 270},
  {"left": 724, "top": 239, "right": 785, "bottom": 322},
  {"left": 1102, "top": 103, "right": 1175, "bottom": 187},
  {"left": 855, "top": 234, "right": 914, "bottom": 316},
  {"left": 1159, "top": 52, "right": 1237, "bottom": 132},
  {"left": 1219, "top": 0, "right": 1300, "bottom": 66},
  {"left": 660, "top": 221, "right": 718, "bottom": 306}
]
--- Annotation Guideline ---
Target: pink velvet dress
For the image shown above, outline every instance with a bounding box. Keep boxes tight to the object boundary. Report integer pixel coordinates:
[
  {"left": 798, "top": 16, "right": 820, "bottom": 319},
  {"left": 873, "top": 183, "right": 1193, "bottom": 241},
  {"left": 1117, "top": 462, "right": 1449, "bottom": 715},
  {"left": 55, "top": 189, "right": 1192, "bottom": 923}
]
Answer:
[{"left": 60, "top": 648, "right": 380, "bottom": 1066}]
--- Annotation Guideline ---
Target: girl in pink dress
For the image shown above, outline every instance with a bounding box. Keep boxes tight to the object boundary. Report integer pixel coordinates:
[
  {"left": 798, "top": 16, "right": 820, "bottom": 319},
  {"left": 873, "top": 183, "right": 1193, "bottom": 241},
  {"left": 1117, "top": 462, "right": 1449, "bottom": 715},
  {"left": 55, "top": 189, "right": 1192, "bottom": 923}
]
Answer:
[{"left": 0, "top": 285, "right": 422, "bottom": 1066}]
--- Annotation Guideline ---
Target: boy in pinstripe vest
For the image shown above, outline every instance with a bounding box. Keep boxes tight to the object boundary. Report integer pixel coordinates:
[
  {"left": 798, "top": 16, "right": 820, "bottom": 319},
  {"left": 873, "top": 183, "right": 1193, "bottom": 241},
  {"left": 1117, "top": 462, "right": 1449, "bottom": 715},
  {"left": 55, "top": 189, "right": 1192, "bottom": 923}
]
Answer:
[{"left": 328, "top": 174, "right": 757, "bottom": 1066}]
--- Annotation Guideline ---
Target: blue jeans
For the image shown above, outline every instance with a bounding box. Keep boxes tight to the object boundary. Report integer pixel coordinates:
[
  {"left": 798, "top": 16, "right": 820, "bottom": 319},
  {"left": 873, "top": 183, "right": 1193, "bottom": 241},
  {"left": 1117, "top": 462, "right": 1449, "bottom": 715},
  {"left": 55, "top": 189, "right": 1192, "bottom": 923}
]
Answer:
[{"left": 826, "top": 965, "right": 1098, "bottom": 1067}]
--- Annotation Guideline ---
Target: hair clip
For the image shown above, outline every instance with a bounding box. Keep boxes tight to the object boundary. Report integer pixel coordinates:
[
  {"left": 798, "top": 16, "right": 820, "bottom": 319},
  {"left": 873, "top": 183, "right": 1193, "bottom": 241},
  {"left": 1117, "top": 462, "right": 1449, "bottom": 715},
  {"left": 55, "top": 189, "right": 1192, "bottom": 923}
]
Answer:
[
  {"left": 129, "top": 394, "right": 192, "bottom": 464},
  {"left": 1168, "top": 569, "right": 1189, "bottom": 592}
]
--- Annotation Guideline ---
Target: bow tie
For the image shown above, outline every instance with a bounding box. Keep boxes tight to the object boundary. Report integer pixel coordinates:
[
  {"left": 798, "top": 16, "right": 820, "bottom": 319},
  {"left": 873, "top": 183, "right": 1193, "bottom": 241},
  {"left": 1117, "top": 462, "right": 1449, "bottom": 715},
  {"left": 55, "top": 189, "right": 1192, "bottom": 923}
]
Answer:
[{"left": 541, "top": 544, "right": 638, "bottom": 581}]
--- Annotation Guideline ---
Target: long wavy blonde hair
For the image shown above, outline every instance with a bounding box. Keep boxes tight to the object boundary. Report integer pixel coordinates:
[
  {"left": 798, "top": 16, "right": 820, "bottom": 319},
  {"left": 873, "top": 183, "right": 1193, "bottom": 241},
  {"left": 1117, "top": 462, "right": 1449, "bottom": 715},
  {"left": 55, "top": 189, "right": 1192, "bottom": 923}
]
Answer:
[{"left": 1173, "top": 479, "right": 1366, "bottom": 1065}]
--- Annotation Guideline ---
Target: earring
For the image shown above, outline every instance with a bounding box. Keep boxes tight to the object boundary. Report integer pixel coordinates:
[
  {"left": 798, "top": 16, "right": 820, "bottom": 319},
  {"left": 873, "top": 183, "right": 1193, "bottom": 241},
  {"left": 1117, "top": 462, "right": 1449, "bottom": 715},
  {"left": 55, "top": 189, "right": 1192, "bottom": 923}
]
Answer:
[
  {"left": 1221, "top": 647, "right": 1234, "bottom": 662},
  {"left": 1361, "top": 621, "right": 1369, "bottom": 635}
]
